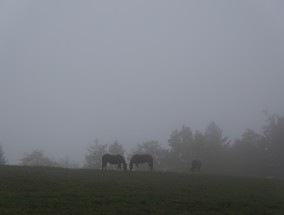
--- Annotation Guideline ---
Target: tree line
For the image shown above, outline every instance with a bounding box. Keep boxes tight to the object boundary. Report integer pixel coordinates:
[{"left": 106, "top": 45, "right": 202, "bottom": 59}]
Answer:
[{"left": 1, "top": 113, "right": 284, "bottom": 178}]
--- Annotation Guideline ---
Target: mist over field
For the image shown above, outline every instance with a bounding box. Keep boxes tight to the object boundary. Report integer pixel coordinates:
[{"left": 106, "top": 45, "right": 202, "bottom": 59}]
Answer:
[{"left": 0, "top": 1, "right": 284, "bottom": 167}]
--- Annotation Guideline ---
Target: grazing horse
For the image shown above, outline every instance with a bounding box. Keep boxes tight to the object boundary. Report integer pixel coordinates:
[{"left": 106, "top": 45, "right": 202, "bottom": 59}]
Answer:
[
  {"left": 190, "top": 160, "right": 202, "bottom": 172},
  {"left": 101, "top": 154, "right": 127, "bottom": 171},
  {"left": 130, "top": 154, "right": 153, "bottom": 171}
]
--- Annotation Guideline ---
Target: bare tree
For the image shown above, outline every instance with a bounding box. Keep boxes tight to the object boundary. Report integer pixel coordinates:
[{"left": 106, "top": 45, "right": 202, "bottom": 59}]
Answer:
[{"left": 84, "top": 139, "right": 107, "bottom": 169}]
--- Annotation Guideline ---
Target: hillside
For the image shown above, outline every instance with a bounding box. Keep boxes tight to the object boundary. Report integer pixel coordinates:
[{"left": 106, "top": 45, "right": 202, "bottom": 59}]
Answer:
[{"left": 0, "top": 166, "right": 283, "bottom": 215}]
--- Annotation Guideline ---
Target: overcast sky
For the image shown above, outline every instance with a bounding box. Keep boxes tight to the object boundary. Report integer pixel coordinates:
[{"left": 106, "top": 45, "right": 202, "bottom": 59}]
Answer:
[{"left": 1, "top": 1, "right": 284, "bottom": 164}]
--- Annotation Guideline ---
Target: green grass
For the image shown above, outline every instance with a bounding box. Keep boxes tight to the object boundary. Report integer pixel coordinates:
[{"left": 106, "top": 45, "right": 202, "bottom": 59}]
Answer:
[{"left": 0, "top": 166, "right": 284, "bottom": 215}]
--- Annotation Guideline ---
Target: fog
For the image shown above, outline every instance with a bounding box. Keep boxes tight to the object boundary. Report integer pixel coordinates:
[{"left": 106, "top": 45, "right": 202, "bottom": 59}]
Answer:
[{"left": 1, "top": 1, "right": 284, "bottom": 165}]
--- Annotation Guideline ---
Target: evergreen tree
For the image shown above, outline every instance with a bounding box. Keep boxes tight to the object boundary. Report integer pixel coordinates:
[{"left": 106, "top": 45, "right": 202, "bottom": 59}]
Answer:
[
  {"left": 108, "top": 140, "right": 125, "bottom": 155},
  {"left": 192, "top": 130, "right": 207, "bottom": 161},
  {"left": 0, "top": 144, "right": 7, "bottom": 165},
  {"left": 263, "top": 114, "right": 284, "bottom": 178},
  {"left": 230, "top": 129, "right": 266, "bottom": 177},
  {"left": 168, "top": 126, "right": 194, "bottom": 171},
  {"left": 203, "top": 121, "right": 230, "bottom": 174}
]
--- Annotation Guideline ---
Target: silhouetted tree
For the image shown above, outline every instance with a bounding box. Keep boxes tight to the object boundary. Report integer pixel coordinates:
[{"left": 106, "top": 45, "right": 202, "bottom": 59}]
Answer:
[
  {"left": 168, "top": 126, "right": 194, "bottom": 171},
  {"left": 263, "top": 114, "right": 284, "bottom": 178},
  {"left": 203, "top": 121, "right": 230, "bottom": 174},
  {"left": 168, "top": 123, "right": 230, "bottom": 173},
  {"left": 0, "top": 143, "right": 7, "bottom": 165},
  {"left": 192, "top": 131, "right": 207, "bottom": 161},
  {"left": 21, "top": 150, "right": 58, "bottom": 167},
  {"left": 205, "top": 121, "right": 229, "bottom": 150},
  {"left": 84, "top": 139, "right": 107, "bottom": 169},
  {"left": 230, "top": 129, "right": 266, "bottom": 177},
  {"left": 108, "top": 140, "right": 125, "bottom": 155}
]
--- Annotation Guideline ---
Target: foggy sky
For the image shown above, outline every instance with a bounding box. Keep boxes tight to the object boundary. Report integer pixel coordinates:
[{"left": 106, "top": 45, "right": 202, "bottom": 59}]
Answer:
[{"left": 1, "top": 1, "right": 284, "bottom": 164}]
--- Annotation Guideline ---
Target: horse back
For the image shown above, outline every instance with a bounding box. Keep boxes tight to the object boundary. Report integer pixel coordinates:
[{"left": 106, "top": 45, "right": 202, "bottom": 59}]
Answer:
[
  {"left": 102, "top": 154, "right": 125, "bottom": 164},
  {"left": 132, "top": 154, "right": 153, "bottom": 163}
]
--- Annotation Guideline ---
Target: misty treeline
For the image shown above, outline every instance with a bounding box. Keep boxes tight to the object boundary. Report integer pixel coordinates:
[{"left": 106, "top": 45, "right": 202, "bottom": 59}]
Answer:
[
  {"left": 1, "top": 113, "right": 284, "bottom": 178},
  {"left": 0, "top": 144, "right": 7, "bottom": 165},
  {"left": 82, "top": 114, "right": 284, "bottom": 178}
]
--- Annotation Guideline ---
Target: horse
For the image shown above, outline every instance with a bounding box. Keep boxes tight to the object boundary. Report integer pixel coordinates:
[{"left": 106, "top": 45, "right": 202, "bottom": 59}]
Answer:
[
  {"left": 190, "top": 160, "right": 202, "bottom": 172},
  {"left": 130, "top": 154, "right": 153, "bottom": 171},
  {"left": 101, "top": 154, "right": 127, "bottom": 171}
]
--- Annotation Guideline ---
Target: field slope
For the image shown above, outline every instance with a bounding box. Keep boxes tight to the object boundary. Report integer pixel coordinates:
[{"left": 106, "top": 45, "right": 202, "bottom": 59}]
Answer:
[{"left": 0, "top": 166, "right": 284, "bottom": 215}]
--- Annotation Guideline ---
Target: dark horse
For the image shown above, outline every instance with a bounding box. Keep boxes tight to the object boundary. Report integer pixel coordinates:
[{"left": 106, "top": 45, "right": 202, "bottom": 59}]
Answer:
[
  {"left": 190, "top": 160, "right": 202, "bottom": 172},
  {"left": 130, "top": 154, "right": 153, "bottom": 171},
  {"left": 101, "top": 154, "right": 127, "bottom": 171}
]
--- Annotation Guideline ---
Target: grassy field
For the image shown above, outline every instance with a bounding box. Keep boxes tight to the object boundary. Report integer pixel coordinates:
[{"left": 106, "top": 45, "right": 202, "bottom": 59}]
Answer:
[{"left": 0, "top": 166, "right": 284, "bottom": 215}]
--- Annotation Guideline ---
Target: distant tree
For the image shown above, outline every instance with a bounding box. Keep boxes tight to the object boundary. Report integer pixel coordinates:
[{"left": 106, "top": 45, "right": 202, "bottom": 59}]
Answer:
[
  {"left": 108, "top": 140, "right": 125, "bottom": 155},
  {"left": 192, "top": 130, "right": 207, "bottom": 160},
  {"left": 168, "top": 125, "right": 194, "bottom": 171},
  {"left": 84, "top": 139, "right": 107, "bottom": 169},
  {"left": 167, "top": 123, "right": 230, "bottom": 173},
  {"left": 131, "top": 141, "right": 169, "bottom": 171},
  {"left": 230, "top": 129, "right": 267, "bottom": 177},
  {"left": 0, "top": 143, "right": 7, "bottom": 165},
  {"left": 203, "top": 121, "right": 230, "bottom": 174},
  {"left": 21, "top": 150, "right": 58, "bottom": 167},
  {"left": 205, "top": 121, "right": 230, "bottom": 151},
  {"left": 263, "top": 114, "right": 284, "bottom": 178}
]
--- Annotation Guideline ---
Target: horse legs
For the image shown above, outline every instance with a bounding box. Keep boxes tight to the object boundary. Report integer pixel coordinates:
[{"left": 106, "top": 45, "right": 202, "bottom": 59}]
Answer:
[
  {"left": 102, "top": 162, "right": 107, "bottom": 171},
  {"left": 148, "top": 161, "right": 153, "bottom": 171}
]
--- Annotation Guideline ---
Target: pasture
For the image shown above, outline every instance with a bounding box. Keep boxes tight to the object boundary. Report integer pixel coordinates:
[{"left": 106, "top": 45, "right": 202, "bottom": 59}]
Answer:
[{"left": 0, "top": 166, "right": 283, "bottom": 215}]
